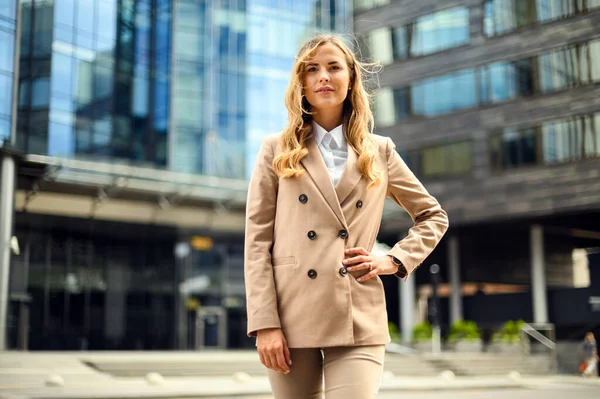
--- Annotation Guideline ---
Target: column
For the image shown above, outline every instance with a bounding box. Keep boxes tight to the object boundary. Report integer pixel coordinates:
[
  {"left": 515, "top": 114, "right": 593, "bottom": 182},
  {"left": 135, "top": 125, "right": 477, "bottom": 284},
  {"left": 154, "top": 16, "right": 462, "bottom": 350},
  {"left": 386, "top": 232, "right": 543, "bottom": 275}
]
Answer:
[
  {"left": 400, "top": 274, "right": 416, "bottom": 346},
  {"left": 530, "top": 225, "right": 548, "bottom": 324},
  {"left": 448, "top": 235, "right": 463, "bottom": 323},
  {"left": 0, "top": 153, "right": 16, "bottom": 350}
]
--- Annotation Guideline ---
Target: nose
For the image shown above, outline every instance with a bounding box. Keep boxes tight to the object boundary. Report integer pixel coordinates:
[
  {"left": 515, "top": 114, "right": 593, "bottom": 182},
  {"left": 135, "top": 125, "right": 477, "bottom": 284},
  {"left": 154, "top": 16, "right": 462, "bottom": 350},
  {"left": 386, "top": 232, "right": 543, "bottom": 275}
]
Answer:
[{"left": 318, "top": 70, "right": 330, "bottom": 83}]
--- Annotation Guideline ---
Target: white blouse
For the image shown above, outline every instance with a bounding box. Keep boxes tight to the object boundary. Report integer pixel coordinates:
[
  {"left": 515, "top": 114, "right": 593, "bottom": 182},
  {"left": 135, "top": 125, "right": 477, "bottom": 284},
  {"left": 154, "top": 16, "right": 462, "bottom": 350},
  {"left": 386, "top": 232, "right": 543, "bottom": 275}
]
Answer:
[{"left": 312, "top": 121, "right": 348, "bottom": 186}]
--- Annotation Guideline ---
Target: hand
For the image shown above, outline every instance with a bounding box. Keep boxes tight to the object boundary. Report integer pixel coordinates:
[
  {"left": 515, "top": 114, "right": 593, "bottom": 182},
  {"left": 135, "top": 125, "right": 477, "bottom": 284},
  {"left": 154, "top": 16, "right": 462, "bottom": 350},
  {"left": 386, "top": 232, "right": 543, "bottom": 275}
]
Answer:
[
  {"left": 256, "top": 328, "right": 292, "bottom": 374},
  {"left": 342, "top": 247, "right": 399, "bottom": 282}
]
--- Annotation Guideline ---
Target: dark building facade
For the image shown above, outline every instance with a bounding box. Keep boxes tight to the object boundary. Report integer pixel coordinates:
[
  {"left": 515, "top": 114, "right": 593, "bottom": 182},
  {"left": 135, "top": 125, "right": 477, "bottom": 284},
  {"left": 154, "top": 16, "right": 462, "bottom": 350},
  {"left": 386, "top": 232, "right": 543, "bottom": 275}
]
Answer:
[{"left": 354, "top": 0, "right": 600, "bottom": 342}]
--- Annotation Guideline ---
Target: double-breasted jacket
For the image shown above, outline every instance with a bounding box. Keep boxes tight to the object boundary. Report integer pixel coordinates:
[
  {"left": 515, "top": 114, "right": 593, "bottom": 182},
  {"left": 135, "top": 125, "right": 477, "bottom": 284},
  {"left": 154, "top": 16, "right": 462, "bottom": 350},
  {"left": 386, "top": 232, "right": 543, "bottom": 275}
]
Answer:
[{"left": 244, "top": 132, "right": 449, "bottom": 348}]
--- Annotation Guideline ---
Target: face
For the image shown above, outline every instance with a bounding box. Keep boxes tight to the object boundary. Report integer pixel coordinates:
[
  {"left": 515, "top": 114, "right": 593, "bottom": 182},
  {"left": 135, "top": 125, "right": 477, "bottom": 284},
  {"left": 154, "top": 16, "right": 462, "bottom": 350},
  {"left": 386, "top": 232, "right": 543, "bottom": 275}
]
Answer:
[{"left": 302, "top": 42, "right": 352, "bottom": 115}]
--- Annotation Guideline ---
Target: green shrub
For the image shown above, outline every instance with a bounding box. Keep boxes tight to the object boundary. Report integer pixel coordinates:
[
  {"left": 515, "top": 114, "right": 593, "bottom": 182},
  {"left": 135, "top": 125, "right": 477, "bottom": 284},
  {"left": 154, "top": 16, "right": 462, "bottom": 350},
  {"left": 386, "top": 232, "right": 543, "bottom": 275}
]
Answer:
[
  {"left": 447, "top": 319, "right": 481, "bottom": 343},
  {"left": 491, "top": 320, "right": 525, "bottom": 344},
  {"left": 412, "top": 321, "right": 433, "bottom": 343},
  {"left": 388, "top": 322, "right": 402, "bottom": 343}
]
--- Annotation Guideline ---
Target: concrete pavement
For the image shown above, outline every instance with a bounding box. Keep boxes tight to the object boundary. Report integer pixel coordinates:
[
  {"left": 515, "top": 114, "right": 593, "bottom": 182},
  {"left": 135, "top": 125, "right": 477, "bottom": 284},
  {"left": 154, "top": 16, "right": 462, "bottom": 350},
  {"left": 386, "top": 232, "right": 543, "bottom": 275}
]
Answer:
[{"left": 0, "top": 351, "right": 598, "bottom": 399}]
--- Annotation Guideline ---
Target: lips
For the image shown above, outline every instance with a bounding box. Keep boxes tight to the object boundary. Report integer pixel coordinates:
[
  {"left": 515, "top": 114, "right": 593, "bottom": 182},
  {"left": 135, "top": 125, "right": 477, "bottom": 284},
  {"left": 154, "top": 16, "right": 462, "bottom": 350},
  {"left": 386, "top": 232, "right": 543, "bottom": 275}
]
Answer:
[{"left": 316, "top": 86, "right": 334, "bottom": 93}]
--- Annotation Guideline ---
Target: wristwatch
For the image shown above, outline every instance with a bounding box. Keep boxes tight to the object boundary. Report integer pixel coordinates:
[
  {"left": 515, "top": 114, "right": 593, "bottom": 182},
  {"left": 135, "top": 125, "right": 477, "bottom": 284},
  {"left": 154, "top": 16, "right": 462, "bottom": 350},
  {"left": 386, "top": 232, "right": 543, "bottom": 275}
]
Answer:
[{"left": 388, "top": 255, "right": 407, "bottom": 276}]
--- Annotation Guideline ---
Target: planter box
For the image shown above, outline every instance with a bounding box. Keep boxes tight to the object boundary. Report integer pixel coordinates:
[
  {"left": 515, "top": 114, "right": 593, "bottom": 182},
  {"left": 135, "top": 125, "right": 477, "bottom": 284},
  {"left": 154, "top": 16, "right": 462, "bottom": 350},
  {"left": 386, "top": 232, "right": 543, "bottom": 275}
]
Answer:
[
  {"left": 487, "top": 342, "right": 524, "bottom": 354},
  {"left": 447, "top": 340, "right": 484, "bottom": 353}
]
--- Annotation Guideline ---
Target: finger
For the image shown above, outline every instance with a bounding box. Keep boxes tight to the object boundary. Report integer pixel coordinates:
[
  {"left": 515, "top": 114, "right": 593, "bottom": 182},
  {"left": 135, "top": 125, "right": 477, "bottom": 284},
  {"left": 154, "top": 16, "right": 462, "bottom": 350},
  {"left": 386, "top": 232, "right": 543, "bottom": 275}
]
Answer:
[
  {"left": 345, "top": 247, "right": 369, "bottom": 256},
  {"left": 347, "top": 261, "right": 372, "bottom": 272},
  {"left": 344, "top": 255, "right": 368, "bottom": 266},
  {"left": 270, "top": 350, "right": 286, "bottom": 374},
  {"left": 357, "top": 269, "right": 377, "bottom": 282},
  {"left": 283, "top": 342, "right": 292, "bottom": 366},
  {"left": 276, "top": 346, "right": 290, "bottom": 373},
  {"left": 262, "top": 350, "right": 274, "bottom": 370}
]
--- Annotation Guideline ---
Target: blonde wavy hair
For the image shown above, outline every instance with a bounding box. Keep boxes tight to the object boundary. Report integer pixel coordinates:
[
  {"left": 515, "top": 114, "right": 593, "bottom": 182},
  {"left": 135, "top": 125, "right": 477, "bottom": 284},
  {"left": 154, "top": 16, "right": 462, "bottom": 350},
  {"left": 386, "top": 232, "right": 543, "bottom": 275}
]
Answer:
[{"left": 273, "top": 34, "right": 382, "bottom": 187}]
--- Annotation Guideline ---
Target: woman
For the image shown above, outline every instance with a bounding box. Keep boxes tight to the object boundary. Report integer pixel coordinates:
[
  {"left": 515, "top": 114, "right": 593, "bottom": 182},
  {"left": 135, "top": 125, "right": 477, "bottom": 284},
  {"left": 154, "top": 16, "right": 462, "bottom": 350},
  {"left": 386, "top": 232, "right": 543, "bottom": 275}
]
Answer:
[
  {"left": 244, "top": 34, "right": 449, "bottom": 398},
  {"left": 582, "top": 332, "right": 598, "bottom": 377}
]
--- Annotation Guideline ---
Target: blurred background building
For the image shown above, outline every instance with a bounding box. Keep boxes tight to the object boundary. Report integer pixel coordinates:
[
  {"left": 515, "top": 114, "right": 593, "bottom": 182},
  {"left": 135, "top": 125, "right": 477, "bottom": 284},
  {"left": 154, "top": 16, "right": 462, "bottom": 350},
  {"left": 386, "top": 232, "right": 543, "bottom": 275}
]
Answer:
[
  {"left": 1, "top": 0, "right": 599, "bottom": 353},
  {"left": 356, "top": 0, "right": 600, "bottom": 344},
  {"left": 0, "top": 0, "right": 350, "bottom": 351}
]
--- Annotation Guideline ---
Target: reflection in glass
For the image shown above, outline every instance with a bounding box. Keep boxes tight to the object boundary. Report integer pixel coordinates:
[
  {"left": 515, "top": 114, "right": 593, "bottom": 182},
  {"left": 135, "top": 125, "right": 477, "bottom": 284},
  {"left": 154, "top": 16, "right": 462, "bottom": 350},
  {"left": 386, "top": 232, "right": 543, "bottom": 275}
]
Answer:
[
  {"left": 51, "top": 52, "right": 73, "bottom": 96},
  {"left": 403, "top": 141, "right": 472, "bottom": 178},
  {"left": 32, "top": 78, "right": 50, "bottom": 109},
  {"left": 366, "top": 7, "right": 469, "bottom": 64},
  {"left": 411, "top": 7, "right": 469, "bottom": 57},
  {"left": 33, "top": 1, "right": 54, "bottom": 56},
  {"left": 486, "top": 0, "right": 600, "bottom": 36},
  {"left": 48, "top": 122, "right": 74, "bottom": 157},
  {"left": 0, "top": 28, "right": 15, "bottom": 72},
  {"left": 54, "top": 0, "right": 75, "bottom": 30},
  {"left": 412, "top": 69, "right": 477, "bottom": 117},
  {"left": 0, "top": 73, "right": 11, "bottom": 117},
  {"left": 491, "top": 112, "right": 600, "bottom": 170},
  {"left": 353, "top": 0, "right": 390, "bottom": 12},
  {"left": 389, "top": 38, "right": 599, "bottom": 121}
]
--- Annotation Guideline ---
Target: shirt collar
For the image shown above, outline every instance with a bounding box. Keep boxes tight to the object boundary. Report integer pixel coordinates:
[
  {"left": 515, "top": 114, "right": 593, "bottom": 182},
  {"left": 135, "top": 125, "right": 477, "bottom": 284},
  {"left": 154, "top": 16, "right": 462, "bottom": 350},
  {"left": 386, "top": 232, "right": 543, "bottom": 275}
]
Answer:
[{"left": 312, "top": 121, "right": 345, "bottom": 149}]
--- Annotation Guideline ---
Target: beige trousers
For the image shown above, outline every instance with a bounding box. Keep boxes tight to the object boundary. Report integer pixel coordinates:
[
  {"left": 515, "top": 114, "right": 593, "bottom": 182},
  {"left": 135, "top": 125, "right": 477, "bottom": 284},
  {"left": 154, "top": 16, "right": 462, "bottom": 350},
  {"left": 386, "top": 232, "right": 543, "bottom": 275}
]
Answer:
[{"left": 267, "top": 345, "right": 385, "bottom": 399}]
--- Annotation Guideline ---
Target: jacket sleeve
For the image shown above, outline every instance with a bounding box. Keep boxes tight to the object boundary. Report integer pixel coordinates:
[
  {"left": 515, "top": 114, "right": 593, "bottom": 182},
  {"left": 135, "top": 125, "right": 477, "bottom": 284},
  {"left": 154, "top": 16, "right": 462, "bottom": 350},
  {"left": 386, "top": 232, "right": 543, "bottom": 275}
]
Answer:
[
  {"left": 384, "top": 137, "right": 449, "bottom": 280},
  {"left": 244, "top": 137, "right": 281, "bottom": 337}
]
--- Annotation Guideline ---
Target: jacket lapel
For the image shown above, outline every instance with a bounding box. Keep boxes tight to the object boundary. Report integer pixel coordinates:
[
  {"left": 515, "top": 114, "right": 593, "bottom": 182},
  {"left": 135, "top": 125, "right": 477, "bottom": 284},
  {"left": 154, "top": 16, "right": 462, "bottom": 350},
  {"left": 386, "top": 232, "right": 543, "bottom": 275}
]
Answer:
[
  {"left": 300, "top": 136, "right": 347, "bottom": 228},
  {"left": 335, "top": 143, "right": 362, "bottom": 205}
]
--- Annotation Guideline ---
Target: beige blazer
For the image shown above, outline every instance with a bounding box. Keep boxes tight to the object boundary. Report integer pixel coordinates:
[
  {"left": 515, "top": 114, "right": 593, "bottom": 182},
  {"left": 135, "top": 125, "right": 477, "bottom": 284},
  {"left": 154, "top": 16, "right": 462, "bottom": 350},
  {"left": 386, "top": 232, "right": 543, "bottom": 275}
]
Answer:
[{"left": 244, "top": 133, "right": 449, "bottom": 348}]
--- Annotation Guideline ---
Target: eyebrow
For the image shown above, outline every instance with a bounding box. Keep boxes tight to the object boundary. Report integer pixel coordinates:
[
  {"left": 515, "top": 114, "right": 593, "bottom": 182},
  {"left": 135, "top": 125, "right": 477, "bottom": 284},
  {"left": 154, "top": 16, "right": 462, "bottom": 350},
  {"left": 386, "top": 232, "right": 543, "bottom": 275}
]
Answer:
[{"left": 306, "top": 61, "right": 340, "bottom": 67}]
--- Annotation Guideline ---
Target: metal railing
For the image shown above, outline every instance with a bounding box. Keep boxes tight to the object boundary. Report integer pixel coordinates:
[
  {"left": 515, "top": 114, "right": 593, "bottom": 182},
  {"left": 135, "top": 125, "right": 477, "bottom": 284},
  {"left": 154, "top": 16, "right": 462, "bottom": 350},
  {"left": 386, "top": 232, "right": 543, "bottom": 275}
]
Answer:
[{"left": 520, "top": 322, "right": 558, "bottom": 373}]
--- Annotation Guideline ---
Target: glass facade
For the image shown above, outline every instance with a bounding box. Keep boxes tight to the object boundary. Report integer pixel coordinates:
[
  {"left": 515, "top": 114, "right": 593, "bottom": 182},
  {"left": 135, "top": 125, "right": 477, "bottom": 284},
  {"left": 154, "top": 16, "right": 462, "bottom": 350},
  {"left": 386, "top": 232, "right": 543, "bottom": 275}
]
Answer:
[
  {"left": 354, "top": 0, "right": 390, "bottom": 13},
  {"left": 245, "top": 0, "right": 349, "bottom": 175},
  {"left": 484, "top": 0, "right": 600, "bottom": 37},
  {"left": 16, "top": 0, "right": 170, "bottom": 165},
  {"left": 490, "top": 111, "right": 600, "bottom": 170},
  {"left": 400, "top": 141, "right": 473, "bottom": 179},
  {"left": 6, "top": 0, "right": 348, "bottom": 351},
  {"left": 367, "top": 7, "right": 470, "bottom": 65},
  {"left": 9, "top": 220, "right": 247, "bottom": 350},
  {"left": 375, "top": 38, "right": 600, "bottom": 125},
  {"left": 0, "top": 0, "right": 17, "bottom": 141},
  {"left": 13, "top": 0, "right": 347, "bottom": 179}
]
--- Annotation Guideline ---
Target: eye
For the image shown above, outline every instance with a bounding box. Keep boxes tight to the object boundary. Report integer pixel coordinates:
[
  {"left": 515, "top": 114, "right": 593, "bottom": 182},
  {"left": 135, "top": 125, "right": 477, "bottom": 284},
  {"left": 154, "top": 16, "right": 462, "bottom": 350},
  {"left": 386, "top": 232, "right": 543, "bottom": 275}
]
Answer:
[
  {"left": 330, "top": 65, "right": 341, "bottom": 70},
  {"left": 307, "top": 67, "right": 317, "bottom": 72}
]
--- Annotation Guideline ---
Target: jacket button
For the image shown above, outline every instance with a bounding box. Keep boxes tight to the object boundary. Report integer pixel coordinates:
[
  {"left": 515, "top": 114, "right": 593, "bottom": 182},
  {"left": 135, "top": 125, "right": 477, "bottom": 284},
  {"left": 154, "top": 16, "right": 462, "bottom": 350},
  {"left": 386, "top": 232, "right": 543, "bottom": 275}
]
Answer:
[
  {"left": 308, "top": 269, "right": 317, "bottom": 279},
  {"left": 307, "top": 230, "right": 317, "bottom": 240},
  {"left": 339, "top": 267, "right": 348, "bottom": 277},
  {"left": 338, "top": 230, "right": 348, "bottom": 239},
  {"left": 299, "top": 194, "right": 308, "bottom": 203},
  {"left": 356, "top": 200, "right": 363, "bottom": 208}
]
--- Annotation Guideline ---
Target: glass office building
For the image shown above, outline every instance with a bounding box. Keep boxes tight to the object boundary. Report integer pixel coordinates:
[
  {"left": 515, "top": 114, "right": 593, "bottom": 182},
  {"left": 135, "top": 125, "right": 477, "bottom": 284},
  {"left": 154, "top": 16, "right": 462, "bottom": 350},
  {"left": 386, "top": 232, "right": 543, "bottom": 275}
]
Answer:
[
  {"left": 0, "top": 0, "right": 17, "bottom": 141},
  {"left": 14, "top": 0, "right": 350, "bottom": 179},
  {"left": 354, "top": 0, "right": 600, "bottom": 341},
  {"left": 5, "top": 0, "right": 349, "bottom": 351}
]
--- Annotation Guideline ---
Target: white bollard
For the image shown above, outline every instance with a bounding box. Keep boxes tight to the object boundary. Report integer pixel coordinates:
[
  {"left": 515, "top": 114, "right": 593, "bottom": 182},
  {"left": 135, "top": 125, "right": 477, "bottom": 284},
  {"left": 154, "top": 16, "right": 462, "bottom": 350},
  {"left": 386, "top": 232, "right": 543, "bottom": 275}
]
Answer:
[
  {"left": 508, "top": 370, "right": 522, "bottom": 380},
  {"left": 44, "top": 374, "right": 65, "bottom": 387},
  {"left": 145, "top": 372, "right": 165, "bottom": 385},
  {"left": 439, "top": 370, "right": 456, "bottom": 381},
  {"left": 232, "top": 372, "right": 252, "bottom": 384}
]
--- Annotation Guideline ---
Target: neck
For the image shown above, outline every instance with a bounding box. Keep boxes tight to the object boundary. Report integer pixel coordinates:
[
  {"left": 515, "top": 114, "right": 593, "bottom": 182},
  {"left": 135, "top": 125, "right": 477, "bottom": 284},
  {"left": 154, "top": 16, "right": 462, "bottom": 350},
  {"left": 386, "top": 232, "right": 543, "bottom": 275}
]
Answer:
[{"left": 312, "top": 107, "right": 344, "bottom": 132}]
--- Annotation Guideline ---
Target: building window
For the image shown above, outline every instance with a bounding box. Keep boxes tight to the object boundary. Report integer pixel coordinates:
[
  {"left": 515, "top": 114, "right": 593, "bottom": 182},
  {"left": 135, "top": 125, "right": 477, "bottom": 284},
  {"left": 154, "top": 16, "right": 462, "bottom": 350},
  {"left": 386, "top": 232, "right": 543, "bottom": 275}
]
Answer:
[
  {"left": 402, "top": 140, "right": 473, "bottom": 178},
  {"left": 490, "top": 112, "right": 600, "bottom": 170},
  {"left": 354, "top": 0, "right": 391, "bottom": 12},
  {"left": 383, "top": 38, "right": 600, "bottom": 122},
  {"left": 367, "top": 7, "right": 470, "bottom": 65},
  {"left": 412, "top": 69, "right": 477, "bottom": 117},
  {"left": 411, "top": 7, "right": 470, "bottom": 57},
  {"left": 484, "top": 0, "right": 600, "bottom": 37}
]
